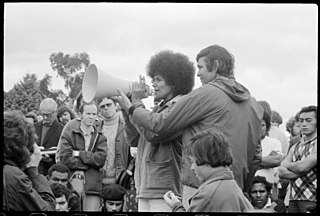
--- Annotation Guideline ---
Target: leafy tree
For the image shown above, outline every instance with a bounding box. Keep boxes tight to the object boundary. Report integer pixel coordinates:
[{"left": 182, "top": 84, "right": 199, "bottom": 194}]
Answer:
[
  {"left": 4, "top": 73, "right": 67, "bottom": 114},
  {"left": 49, "top": 52, "right": 90, "bottom": 98},
  {"left": 4, "top": 73, "right": 43, "bottom": 114}
]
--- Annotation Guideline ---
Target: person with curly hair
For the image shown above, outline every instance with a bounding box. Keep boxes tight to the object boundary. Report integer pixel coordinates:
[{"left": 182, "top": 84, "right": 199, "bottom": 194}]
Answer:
[
  {"left": 120, "top": 50, "right": 195, "bottom": 212},
  {"left": 116, "top": 45, "right": 263, "bottom": 209},
  {"left": 57, "top": 105, "right": 76, "bottom": 126},
  {"left": 3, "top": 110, "right": 55, "bottom": 211},
  {"left": 248, "top": 175, "right": 286, "bottom": 213},
  {"left": 51, "top": 183, "right": 80, "bottom": 211},
  {"left": 47, "top": 163, "right": 81, "bottom": 211}
]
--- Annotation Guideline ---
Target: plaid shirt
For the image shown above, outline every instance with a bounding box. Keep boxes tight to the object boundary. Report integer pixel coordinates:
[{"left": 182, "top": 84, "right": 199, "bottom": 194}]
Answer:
[{"left": 290, "top": 136, "right": 317, "bottom": 201}]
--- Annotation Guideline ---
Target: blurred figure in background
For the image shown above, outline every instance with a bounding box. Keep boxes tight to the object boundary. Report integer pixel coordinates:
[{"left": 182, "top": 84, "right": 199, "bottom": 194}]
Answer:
[
  {"left": 271, "top": 110, "right": 283, "bottom": 127},
  {"left": 57, "top": 105, "right": 76, "bottom": 126},
  {"left": 256, "top": 101, "right": 282, "bottom": 201},
  {"left": 286, "top": 113, "right": 302, "bottom": 150},
  {"left": 3, "top": 110, "right": 55, "bottom": 211},
  {"left": 25, "top": 111, "right": 38, "bottom": 124},
  {"left": 270, "top": 110, "right": 289, "bottom": 157}
]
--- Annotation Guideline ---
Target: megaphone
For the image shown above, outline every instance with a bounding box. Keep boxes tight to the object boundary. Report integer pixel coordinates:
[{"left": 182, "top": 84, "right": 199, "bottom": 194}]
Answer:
[{"left": 82, "top": 64, "right": 134, "bottom": 103}]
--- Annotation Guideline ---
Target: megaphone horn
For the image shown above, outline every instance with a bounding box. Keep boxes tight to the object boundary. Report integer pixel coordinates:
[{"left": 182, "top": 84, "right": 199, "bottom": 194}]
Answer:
[{"left": 82, "top": 64, "right": 132, "bottom": 103}]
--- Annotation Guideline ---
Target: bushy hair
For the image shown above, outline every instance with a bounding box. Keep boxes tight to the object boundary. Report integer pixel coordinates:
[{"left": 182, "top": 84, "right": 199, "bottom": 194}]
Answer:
[
  {"left": 57, "top": 106, "right": 76, "bottom": 122},
  {"left": 188, "top": 128, "right": 233, "bottom": 168},
  {"left": 147, "top": 50, "right": 195, "bottom": 96},
  {"left": 271, "top": 110, "right": 283, "bottom": 125},
  {"left": 3, "top": 110, "right": 37, "bottom": 168},
  {"left": 196, "top": 44, "right": 235, "bottom": 78},
  {"left": 249, "top": 175, "right": 272, "bottom": 194},
  {"left": 48, "top": 163, "right": 71, "bottom": 178},
  {"left": 286, "top": 116, "right": 299, "bottom": 135},
  {"left": 51, "top": 182, "right": 71, "bottom": 199}
]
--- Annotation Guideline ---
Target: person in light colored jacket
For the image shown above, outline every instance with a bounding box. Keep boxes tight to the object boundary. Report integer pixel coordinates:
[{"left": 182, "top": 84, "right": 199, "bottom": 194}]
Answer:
[
  {"left": 116, "top": 44, "right": 263, "bottom": 208},
  {"left": 121, "top": 50, "right": 195, "bottom": 212},
  {"left": 163, "top": 128, "right": 253, "bottom": 212}
]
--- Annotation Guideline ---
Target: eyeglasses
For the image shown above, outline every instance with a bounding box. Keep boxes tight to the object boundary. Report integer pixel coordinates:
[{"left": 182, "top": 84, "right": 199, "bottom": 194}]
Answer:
[{"left": 40, "top": 111, "right": 55, "bottom": 118}]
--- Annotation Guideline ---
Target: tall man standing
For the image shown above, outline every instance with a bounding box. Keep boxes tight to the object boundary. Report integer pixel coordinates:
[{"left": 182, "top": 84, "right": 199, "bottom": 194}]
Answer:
[
  {"left": 278, "top": 105, "right": 317, "bottom": 213},
  {"left": 116, "top": 44, "right": 263, "bottom": 208},
  {"left": 97, "top": 97, "right": 132, "bottom": 187},
  {"left": 96, "top": 97, "right": 135, "bottom": 211},
  {"left": 34, "top": 98, "right": 64, "bottom": 175}
]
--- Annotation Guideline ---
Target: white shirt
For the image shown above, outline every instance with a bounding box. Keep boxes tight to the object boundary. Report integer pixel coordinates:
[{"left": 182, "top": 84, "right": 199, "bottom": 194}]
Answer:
[{"left": 255, "top": 136, "right": 282, "bottom": 183}]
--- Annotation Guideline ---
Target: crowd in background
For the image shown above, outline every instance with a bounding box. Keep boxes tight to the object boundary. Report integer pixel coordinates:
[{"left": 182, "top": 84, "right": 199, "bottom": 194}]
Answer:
[{"left": 3, "top": 44, "right": 317, "bottom": 213}]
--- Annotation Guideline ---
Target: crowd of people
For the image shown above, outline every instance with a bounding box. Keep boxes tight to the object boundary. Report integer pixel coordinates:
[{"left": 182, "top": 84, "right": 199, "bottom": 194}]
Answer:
[{"left": 3, "top": 44, "right": 317, "bottom": 213}]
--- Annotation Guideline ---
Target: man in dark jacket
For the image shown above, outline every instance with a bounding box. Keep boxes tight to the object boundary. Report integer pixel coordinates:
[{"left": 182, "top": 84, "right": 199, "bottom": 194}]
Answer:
[
  {"left": 3, "top": 110, "right": 55, "bottom": 211},
  {"left": 34, "top": 98, "right": 64, "bottom": 175},
  {"left": 58, "top": 101, "right": 107, "bottom": 211}
]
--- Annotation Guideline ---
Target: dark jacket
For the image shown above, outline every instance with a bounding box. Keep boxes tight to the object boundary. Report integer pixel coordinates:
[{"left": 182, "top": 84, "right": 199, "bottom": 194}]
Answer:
[
  {"left": 58, "top": 119, "right": 107, "bottom": 195},
  {"left": 95, "top": 116, "right": 132, "bottom": 187},
  {"left": 3, "top": 160, "right": 55, "bottom": 211},
  {"left": 34, "top": 119, "right": 64, "bottom": 175},
  {"left": 34, "top": 119, "right": 64, "bottom": 149}
]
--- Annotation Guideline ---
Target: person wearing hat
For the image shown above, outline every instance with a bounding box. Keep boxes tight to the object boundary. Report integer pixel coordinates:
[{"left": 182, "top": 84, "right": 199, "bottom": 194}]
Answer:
[{"left": 100, "top": 183, "right": 126, "bottom": 212}]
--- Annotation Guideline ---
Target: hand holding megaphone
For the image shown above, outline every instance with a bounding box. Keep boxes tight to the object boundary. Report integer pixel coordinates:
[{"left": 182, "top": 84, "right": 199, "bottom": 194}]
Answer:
[{"left": 131, "top": 75, "right": 151, "bottom": 101}]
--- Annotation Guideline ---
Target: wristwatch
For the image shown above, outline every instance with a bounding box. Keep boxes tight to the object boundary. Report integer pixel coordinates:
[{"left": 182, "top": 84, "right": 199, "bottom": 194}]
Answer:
[
  {"left": 73, "top": 151, "right": 80, "bottom": 157},
  {"left": 128, "top": 106, "right": 136, "bottom": 115}
]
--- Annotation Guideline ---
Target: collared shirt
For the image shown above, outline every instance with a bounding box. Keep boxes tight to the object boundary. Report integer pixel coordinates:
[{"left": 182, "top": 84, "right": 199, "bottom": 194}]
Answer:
[
  {"left": 290, "top": 135, "right": 317, "bottom": 201},
  {"left": 80, "top": 126, "right": 94, "bottom": 151},
  {"left": 262, "top": 197, "right": 272, "bottom": 209}
]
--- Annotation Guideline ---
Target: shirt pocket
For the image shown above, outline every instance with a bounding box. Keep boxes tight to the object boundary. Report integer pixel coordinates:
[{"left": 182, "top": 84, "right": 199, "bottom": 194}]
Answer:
[{"left": 145, "top": 160, "right": 173, "bottom": 190}]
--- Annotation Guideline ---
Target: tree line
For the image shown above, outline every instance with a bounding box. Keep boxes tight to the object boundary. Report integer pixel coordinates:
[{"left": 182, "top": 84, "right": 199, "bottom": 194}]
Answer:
[{"left": 4, "top": 52, "right": 90, "bottom": 114}]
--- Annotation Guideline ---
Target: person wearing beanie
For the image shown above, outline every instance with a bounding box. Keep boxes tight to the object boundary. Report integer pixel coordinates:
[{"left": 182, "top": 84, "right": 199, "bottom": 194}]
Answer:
[{"left": 100, "top": 183, "right": 126, "bottom": 212}]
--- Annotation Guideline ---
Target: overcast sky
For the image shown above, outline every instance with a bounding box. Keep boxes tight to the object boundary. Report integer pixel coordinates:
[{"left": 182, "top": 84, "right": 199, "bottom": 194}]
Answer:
[{"left": 3, "top": 3, "right": 318, "bottom": 131}]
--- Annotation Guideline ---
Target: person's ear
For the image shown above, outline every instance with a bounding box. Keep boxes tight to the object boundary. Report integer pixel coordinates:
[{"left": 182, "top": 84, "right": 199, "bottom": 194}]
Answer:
[{"left": 213, "top": 60, "right": 219, "bottom": 71}]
